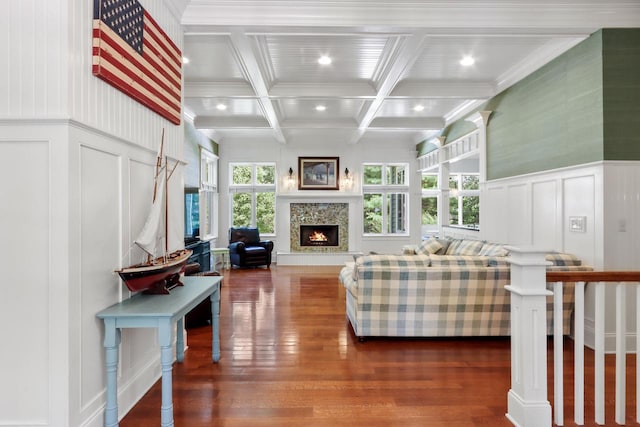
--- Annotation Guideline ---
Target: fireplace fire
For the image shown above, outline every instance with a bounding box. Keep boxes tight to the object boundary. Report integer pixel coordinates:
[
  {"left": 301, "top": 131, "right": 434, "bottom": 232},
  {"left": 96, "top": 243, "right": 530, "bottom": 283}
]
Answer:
[{"left": 300, "top": 225, "right": 339, "bottom": 247}]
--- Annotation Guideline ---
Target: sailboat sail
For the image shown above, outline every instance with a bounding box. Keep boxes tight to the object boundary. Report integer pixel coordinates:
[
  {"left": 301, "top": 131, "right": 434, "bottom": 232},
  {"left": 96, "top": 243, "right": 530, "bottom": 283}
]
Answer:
[{"left": 134, "top": 166, "right": 166, "bottom": 257}]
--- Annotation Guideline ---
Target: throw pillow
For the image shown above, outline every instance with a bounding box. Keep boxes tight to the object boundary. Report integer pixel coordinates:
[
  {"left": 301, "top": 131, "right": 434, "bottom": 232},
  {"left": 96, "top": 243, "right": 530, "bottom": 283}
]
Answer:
[
  {"left": 545, "top": 253, "right": 582, "bottom": 266},
  {"left": 446, "top": 239, "right": 484, "bottom": 256},
  {"left": 479, "top": 242, "right": 510, "bottom": 257},
  {"left": 416, "top": 236, "right": 443, "bottom": 255}
]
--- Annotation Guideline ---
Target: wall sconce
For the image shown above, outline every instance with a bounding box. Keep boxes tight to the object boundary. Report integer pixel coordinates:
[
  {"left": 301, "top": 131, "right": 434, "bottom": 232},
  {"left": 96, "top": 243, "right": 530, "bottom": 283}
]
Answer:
[
  {"left": 286, "top": 167, "right": 295, "bottom": 189},
  {"left": 342, "top": 167, "right": 354, "bottom": 189}
]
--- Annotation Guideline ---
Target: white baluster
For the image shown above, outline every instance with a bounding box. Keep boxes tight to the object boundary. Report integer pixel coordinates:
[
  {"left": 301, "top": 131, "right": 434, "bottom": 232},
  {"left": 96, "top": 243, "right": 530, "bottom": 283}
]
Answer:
[
  {"left": 615, "top": 283, "right": 626, "bottom": 424},
  {"left": 553, "top": 281, "right": 564, "bottom": 426},
  {"left": 594, "top": 282, "right": 605, "bottom": 425},
  {"left": 574, "top": 281, "right": 585, "bottom": 425}
]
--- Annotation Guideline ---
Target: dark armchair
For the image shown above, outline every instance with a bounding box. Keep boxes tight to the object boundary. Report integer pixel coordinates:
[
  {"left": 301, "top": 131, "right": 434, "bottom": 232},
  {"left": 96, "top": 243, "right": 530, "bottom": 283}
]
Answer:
[{"left": 228, "top": 227, "right": 274, "bottom": 268}]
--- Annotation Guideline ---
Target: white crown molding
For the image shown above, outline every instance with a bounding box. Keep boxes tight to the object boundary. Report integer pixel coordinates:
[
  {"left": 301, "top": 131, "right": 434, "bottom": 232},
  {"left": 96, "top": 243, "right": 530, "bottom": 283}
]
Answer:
[{"left": 182, "top": 1, "right": 640, "bottom": 30}]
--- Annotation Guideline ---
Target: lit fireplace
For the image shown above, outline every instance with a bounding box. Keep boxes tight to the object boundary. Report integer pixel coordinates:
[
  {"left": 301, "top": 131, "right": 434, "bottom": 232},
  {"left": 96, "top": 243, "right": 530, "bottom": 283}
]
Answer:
[{"left": 300, "top": 225, "right": 339, "bottom": 247}]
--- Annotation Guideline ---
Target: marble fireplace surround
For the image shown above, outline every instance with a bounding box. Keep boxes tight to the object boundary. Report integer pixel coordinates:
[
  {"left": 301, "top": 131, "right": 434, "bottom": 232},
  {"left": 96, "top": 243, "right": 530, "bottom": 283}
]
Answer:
[
  {"left": 276, "top": 193, "right": 362, "bottom": 265},
  {"left": 290, "top": 203, "right": 348, "bottom": 252}
]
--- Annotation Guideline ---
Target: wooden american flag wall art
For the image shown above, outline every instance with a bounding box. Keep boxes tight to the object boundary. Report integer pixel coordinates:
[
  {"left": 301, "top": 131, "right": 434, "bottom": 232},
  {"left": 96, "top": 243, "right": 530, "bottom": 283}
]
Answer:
[{"left": 92, "top": 0, "right": 182, "bottom": 125}]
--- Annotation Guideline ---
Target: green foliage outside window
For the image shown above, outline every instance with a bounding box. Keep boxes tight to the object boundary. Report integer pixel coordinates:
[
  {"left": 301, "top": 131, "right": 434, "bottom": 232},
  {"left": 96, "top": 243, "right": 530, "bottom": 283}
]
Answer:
[
  {"left": 232, "top": 192, "right": 252, "bottom": 227},
  {"left": 256, "top": 192, "right": 275, "bottom": 233},
  {"left": 232, "top": 165, "right": 252, "bottom": 184},
  {"left": 421, "top": 175, "right": 437, "bottom": 189},
  {"left": 363, "top": 165, "right": 382, "bottom": 185},
  {"left": 363, "top": 193, "right": 382, "bottom": 233},
  {"left": 421, "top": 196, "right": 437, "bottom": 225},
  {"left": 462, "top": 196, "right": 479, "bottom": 225},
  {"left": 256, "top": 165, "right": 275, "bottom": 184},
  {"left": 462, "top": 175, "right": 479, "bottom": 190}
]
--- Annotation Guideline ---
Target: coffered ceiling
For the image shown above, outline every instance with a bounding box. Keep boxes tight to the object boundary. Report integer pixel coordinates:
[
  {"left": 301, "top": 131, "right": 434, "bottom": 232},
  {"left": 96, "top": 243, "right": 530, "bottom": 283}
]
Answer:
[{"left": 179, "top": 0, "right": 640, "bottom": 146}]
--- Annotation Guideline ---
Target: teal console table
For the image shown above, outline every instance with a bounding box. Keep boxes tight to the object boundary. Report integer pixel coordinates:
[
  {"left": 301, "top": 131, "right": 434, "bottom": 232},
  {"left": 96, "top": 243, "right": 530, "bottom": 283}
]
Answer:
[{"left": 96, "top": 275, "right": 222, "bottom": 427}]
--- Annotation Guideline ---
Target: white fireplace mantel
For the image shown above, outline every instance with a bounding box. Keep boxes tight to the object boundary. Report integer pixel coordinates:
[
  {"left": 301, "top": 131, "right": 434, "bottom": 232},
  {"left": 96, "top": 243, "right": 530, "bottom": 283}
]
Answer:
[{"left": 276, "top": 191, "right": 362, "bottom": 201}]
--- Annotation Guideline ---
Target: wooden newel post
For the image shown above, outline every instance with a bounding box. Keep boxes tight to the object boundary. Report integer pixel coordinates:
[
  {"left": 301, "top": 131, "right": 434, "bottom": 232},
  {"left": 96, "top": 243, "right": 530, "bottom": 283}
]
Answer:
[{"left": 505, "top": 247, "right": 552, "bottom": 427}]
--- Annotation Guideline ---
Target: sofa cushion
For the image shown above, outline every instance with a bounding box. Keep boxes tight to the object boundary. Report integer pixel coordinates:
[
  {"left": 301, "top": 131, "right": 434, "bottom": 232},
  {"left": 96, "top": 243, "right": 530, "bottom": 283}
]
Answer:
[
  {"left": 429, "top": 255, "right": 490, "bottom": 267},
  {"left": 478, "top": 242, "right": 510, "bottom": 257},
  {"left": 416, "top": 236, "right": 443, "bottom": 255},
  {"left": 446, "top": 239, "right": 484, "bottom": 256},
  {"left": 546, "top": 253, "right": 582, "bottom": 266}
]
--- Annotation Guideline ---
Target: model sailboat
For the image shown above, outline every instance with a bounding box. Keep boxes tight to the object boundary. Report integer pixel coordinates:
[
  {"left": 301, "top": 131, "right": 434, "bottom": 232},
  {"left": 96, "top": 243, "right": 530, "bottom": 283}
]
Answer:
[{"left": 115, "top": 133, "right": 192, "bottom": 294}]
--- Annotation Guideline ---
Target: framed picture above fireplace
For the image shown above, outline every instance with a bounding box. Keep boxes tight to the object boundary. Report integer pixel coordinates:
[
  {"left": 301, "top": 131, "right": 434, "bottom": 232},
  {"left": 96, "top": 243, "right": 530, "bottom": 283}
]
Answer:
[{"left": 298, "top": 156, "right": 339, "bottom": 190}]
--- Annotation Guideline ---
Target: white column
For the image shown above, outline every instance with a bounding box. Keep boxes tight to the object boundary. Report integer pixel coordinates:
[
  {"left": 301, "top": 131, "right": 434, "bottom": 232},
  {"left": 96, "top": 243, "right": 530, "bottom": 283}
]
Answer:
[
  {"left": 505, "top": 247, "right": 552, "bottom": 427},
  {"left": 465, "top": 110, "right": 491, "bottom": 183}
]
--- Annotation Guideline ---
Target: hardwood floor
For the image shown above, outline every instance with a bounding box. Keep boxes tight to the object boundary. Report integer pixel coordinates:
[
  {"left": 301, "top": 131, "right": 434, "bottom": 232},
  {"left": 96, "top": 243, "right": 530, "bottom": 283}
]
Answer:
[{"left": 120, "top": 265, "right": 636, "bottom": 426}]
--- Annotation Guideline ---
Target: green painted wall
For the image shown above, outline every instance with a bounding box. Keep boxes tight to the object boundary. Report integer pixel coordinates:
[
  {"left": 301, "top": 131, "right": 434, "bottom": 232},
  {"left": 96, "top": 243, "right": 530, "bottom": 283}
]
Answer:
[
  {"left": 603, "top": 29, "right": 640, "bottom": 160},
  {"left": 184, "top": 121, "right": 218, "bottom": 188},
  {"left": 484, "top": 32, "right": 604, "bottom": 180},
  {"left": 422, "top": 29, "right": 640, "bottom": 180}
]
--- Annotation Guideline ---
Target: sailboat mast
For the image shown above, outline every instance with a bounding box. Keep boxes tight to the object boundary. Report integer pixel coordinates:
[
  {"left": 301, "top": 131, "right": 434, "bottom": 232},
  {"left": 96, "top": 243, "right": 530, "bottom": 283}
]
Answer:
[
  {"left": 153, "top": 129, "right": 165, "bottom": 203},
  {"left": 165, "top": 153, "right": 169, "bottom": 256}
]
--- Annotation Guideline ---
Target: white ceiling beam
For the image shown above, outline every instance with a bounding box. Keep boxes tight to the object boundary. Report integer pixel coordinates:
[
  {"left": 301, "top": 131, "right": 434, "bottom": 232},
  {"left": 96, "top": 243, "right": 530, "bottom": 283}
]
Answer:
[
  {"left": 184, "top": 82, "right": 256, "bottom": 97},
  {"left": 350, "top": 32, "right": 426, "bottom": 144},
  {"left": 390, "top": 81, "right": 496, "bottom": 99},
  {"left": 194, "top": 116, "right": 272, "bottom": 128},
  {"left": 228, "top": 30, "right": 287, "bottom": 143},
  {"left": 280, "top": 118, "right": 358, "bottom": 128},
  {"left": 368, "top": 117, "right": 445, "bottom": 129},
  {"left": 270, "top": 82, "right": 376, "bottom": 98}
]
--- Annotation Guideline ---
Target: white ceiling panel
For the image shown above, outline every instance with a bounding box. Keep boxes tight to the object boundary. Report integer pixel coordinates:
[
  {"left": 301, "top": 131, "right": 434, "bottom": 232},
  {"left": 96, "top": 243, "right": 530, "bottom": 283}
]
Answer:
[{"left": 180, "top": 0, "right": 640, "bottom": 146}]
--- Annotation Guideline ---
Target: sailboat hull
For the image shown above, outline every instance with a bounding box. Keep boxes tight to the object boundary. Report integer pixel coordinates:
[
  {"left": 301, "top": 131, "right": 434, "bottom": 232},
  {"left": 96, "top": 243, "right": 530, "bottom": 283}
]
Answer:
[{"left": 116, "top": 249, "right": 192, "bottom": 294}]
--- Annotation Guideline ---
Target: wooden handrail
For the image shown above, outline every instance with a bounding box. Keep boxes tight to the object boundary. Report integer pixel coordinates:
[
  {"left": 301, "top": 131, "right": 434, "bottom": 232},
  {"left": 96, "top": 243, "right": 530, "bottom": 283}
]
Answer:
[{"left": 546, "top": 271, "right": 640, "bottom": 282}]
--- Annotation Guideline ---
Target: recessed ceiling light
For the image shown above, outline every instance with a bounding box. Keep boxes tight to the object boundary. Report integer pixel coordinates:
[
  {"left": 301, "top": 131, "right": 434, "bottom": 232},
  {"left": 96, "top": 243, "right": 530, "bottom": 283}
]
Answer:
[
  {"left": 182, "top": 56, "right": 190, "bottom": 64},
  {"left": 216, "top": 103, "right": 227, "bottom": 111},
  {"left": 318, "top": 55, "right": 332, "bottom": 65},
  {"left": 315, "top": 105, "right": 326, "bottom": 111},
  {"left": 460, "top": 55, "right": 475, "bottom": 66},
  {"left": 413, "top": 104, "right": 425, "bottom": 112}
]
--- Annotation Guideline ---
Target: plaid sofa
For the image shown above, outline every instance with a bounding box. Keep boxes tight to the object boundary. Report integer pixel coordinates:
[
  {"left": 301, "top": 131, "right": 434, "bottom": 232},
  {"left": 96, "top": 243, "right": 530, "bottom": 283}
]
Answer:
[{"left": 339, "top": 253, "right": 591, "bottom": 338}]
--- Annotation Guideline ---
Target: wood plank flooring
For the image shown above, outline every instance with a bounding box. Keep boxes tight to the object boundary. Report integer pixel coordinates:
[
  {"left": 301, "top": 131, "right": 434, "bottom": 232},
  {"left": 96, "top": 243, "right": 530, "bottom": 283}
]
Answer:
[{"left": 119, "top": 265, "right": 636, "bottom": 426}]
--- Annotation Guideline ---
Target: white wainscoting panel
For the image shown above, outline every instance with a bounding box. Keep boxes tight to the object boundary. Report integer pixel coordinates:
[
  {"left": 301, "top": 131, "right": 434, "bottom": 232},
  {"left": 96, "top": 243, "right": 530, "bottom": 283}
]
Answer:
[
  {"left": 532, "top": 180, "right": 560, "bottom": 250},
  {"left": 563, "top": 175, "right": 596, "bottom": 264},
  {"left": 79, "top": 144, "right": 122, "bottom": 415},
  {"left": 507, "top": 183, "right": 530, "bottom": 245},
  {"left": 0, "top": 139, "right": 50, "bottom": 424}
]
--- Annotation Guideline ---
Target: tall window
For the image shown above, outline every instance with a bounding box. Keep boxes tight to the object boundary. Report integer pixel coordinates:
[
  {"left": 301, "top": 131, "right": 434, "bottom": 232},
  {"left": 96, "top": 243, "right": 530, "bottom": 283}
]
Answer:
[
  {"left": 362, "top": 163, "right": 409, "bottom": 235},
  {"left": 449, "top": 173, "right": 479, "bottom": 229},
  {"left": 199, "top": 148, "right": 218, "bottom": 239},
  {"left": 229, "top": 163, "right": 276, "bottom": 234},
  {"left": 421, "top": 173, "right": 438, "bottom": 236}
]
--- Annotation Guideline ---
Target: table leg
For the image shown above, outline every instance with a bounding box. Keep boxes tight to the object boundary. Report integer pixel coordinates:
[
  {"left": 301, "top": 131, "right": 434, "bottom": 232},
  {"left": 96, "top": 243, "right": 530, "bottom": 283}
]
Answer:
[
  {"left": 176, "top": 317, "right": 185, "bottom": 363},
  {"left": 158, "top": 320, "right": 175, "bottom": 427},
  {"left": 211, "top": 289, "right": 220, "bottom": 362},
  {"left": 103, "top": 320, "right": 121, "bottom": 427}
]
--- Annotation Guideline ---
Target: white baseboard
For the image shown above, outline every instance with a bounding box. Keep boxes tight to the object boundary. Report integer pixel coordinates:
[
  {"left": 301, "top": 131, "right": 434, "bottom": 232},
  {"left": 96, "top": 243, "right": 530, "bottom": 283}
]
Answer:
[
  {"left": 582, "top": 317, "right": 637, "bottom": 353},
  {"left": 276, "top": 251, "right": 362, "bottom": 265}
]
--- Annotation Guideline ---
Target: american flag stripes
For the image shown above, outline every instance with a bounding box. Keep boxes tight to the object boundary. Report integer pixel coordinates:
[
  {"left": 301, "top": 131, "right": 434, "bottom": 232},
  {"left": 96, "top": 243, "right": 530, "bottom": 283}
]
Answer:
[{"left": 92, "top": 0, "right": 182, "bottom": 125}]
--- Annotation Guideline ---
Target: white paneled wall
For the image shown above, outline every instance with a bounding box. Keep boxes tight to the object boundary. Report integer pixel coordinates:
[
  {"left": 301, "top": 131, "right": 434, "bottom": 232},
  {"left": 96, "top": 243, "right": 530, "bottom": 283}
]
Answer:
[
  {"left": 2, "top": 0, "right": 184, "bottom": 158},
  {"left": 483, "top": 161, "right": 640, "bottom": 350},
  {"left": 1, "top": 0, "right": 185, "bottom": 425},
  {"left": 0, "top": 139, "right": 51, "bottom": 424}
]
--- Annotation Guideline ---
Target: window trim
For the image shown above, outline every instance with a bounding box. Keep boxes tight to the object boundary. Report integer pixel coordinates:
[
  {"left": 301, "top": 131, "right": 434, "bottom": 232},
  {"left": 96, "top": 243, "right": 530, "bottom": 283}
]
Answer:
[{"left": 199, "top": 148, "right": 218, "bottom": 240}]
